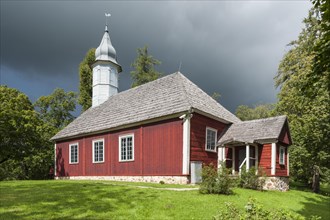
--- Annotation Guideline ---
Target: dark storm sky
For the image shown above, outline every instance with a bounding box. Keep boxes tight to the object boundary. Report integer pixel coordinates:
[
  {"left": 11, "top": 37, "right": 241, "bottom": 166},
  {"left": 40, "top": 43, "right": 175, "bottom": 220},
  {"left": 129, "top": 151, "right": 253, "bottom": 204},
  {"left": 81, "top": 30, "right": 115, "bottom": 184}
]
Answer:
[{"left": 0, "top": 1, "right": 311, "bottom": 114}]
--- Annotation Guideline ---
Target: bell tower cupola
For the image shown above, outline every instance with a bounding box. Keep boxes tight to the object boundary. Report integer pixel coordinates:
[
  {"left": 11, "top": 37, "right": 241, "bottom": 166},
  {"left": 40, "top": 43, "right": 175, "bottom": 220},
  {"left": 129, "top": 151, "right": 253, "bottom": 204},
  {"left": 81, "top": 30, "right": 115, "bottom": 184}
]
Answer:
[{"left": 92, "top": 16, "right": 122, "bottom": 108}]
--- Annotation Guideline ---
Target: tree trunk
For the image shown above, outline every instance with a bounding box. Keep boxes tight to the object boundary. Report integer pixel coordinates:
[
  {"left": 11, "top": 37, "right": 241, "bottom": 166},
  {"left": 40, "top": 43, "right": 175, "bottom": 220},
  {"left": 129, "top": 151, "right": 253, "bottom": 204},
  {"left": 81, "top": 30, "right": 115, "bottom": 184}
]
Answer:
[{"left": 312, "top": 165, "right": 320, "bottom": 193}]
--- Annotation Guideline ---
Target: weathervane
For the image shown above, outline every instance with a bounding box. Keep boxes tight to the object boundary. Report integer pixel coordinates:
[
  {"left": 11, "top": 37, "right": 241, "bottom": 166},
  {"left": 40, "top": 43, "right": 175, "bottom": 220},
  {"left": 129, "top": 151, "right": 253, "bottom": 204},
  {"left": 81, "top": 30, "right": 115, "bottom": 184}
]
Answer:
[{"left": 105, "top": 13, "right": 111, "bottom": 26}]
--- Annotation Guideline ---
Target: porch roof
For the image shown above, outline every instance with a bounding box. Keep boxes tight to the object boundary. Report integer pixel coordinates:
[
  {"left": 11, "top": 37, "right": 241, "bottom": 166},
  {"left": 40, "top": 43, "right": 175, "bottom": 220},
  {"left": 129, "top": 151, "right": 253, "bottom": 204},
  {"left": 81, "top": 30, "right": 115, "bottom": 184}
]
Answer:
[{"left": 218, "top": 115, "right": 288, "bottom": 146}]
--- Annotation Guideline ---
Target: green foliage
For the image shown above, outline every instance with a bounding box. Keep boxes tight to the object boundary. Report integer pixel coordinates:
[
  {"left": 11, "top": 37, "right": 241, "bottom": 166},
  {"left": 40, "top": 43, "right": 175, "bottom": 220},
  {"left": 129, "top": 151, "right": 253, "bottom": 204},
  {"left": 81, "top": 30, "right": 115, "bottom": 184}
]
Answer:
[
  {"left": 311, "top": 0, "right": 330, "bottom": 92},
  {"left": 130, "top": 45, "right": 161, "bottom": 88},
  {"left": 0, "top": 86, "right": 54, "bottom": 180},
  {"left": 235, "top": 104, "right": 276, "bottom": 121},
  {"left": 0, "top": 86, "right": 77, "bottom": 180},
  {"left": 239, "top": 166, "right": 265, "bottom": 190},
  {"left": 78, "top": 48, "right": 95, "bottom": 112},
  {"left": 199, "top": 163, "right": 235, "bottom": 195},
  {"left": 213, "top": 198, "right": 310, "bottom": 220},
  {"left": 275, "top": 9, "right": 330, "bottom": 187},
  {"left": 0, "top": 86, "right": 41, "bottom": 165},
  {"left": 34, "top": 88, "right": 77, "bottom": 130},
  {"left": 211, "top": 92, "right": 221, "bottom": 101}
]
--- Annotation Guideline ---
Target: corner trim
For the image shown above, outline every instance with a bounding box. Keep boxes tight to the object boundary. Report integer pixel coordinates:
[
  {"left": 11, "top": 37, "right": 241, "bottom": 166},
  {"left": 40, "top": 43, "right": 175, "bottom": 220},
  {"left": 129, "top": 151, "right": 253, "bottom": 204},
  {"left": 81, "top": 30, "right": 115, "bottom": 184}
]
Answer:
[
  {"left": 182, "top": 115, "right": 191, "bottom": 175},
  {"left": 271, "top": 143, "right": 276, "bottom": 175}
]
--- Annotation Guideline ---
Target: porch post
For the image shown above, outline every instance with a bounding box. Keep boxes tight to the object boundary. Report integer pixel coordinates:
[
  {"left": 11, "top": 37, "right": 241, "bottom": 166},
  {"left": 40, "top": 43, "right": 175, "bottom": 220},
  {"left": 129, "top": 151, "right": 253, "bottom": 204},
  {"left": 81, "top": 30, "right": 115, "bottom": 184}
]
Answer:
[
  {"left": 287, "top": 147, "right": 290, "bottom": 176},
  {"left": 218, "top": 147, "right": 223, "bottom": 169},
  {"left": 255, "top": 145, "right": 258, "bottom": 168},
  {"left": 232, "top": 147, "right": 236, "bottom": 175},
  {"left": 246, "top": 144, "right": 250, "bottom": 171},
  {"left": 271, "top": 143, "right": 276, "bottom": 175},
  {"left": 218, "top": 147, "right": 225, "bottom": 169},
  {"left": 54, "top": 143, "right": 57, "bottom": 177}
]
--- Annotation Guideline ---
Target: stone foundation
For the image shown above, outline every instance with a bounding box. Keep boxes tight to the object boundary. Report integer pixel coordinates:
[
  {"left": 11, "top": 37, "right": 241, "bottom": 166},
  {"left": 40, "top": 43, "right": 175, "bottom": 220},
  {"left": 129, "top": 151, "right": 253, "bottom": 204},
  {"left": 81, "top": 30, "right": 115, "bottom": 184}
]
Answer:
[
  {"left": 262, "top": 176, "right": 289, "bottom": 191},
  {"left": 55, "top": 175, "right": 189, "bottom": 184}
]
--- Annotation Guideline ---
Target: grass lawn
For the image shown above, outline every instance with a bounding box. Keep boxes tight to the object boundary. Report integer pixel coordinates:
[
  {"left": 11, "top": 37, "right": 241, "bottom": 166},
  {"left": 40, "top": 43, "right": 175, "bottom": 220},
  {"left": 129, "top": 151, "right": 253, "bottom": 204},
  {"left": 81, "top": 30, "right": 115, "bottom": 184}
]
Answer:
[{"left": 0, "top": 180, "right": 329, "bottom": 219}]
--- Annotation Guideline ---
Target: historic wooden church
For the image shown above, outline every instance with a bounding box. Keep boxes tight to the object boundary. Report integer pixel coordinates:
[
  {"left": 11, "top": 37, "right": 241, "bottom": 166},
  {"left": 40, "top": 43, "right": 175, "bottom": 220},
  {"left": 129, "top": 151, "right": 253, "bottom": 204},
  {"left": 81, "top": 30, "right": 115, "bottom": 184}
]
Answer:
[{"left": 52, "top": 25, "right": 292, "bottom": 190}]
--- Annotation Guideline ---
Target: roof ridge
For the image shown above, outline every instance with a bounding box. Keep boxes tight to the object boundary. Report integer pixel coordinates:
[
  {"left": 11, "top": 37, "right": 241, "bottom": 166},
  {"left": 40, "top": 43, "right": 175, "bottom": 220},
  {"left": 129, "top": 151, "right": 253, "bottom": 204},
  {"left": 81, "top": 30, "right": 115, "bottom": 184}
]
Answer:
[
  {"left": 176, "top": 72, "right": 194, "bottom": 109},
  {"left": 237, "top": 115, "right": 287, "bottom": 124},
  {"left": 176, "top": 72, "right": 241, "bottom": 123}
]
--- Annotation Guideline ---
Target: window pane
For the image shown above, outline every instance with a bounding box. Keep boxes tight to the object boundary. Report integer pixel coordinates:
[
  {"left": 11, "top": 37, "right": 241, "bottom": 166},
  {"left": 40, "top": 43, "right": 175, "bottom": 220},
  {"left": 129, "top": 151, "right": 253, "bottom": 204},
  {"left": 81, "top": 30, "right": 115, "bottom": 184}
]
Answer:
[
  {"left": 70, "top": 145, "right": 78, "bottom": 163},
  {"left": 99, "top": 142, "right": 103, "bottom": 161},
  {"left": 206, "top": 129, "right": 216, "bottom": 150},
  {"left": 127, "top": 137, "right": 132, "bottom": 160},
  {"left": 121, "top": 138, "right": 126, "bottom": 160},
  {"left": 120, "top": 136, "right": 133, "bottom": 161}
]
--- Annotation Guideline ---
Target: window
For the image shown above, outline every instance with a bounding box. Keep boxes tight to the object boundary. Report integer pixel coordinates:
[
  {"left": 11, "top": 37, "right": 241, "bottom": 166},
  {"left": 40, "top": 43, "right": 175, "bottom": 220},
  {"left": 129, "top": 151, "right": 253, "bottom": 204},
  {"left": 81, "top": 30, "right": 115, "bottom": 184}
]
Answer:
[
  {"left": 93, "top": 139, "right": 104, "bottom": 163},
  {"left": 205, "top": 127, "right": 217, "bottom": 152},
  {"left": 69, "top": 143, "right": 79, "bottom": 164},
  {"left": 119, "top": 134, "right": 134, "bottom": 162},
  {"left": 279, "top": 146, "right": 285, "bottom": 165}
]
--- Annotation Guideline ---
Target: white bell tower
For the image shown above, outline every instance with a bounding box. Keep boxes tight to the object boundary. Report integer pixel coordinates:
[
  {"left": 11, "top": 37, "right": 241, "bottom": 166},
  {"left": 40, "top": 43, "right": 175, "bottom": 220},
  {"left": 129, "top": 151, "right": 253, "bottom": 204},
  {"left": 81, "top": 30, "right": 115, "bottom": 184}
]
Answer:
[{"left": 92, "top": 21, "right": 122, "bottom": 108}]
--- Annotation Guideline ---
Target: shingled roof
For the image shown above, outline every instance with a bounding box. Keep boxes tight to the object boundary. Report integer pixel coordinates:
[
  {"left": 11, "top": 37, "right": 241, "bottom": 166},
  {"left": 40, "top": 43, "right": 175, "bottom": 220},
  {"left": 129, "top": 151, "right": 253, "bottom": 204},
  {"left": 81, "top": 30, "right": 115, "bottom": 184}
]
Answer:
[
  {"left": 218, "top": 115, "right": 288, "bottom": 146},
  {"left": 52, "top": 72, "right": 240, "bottom": 141}
]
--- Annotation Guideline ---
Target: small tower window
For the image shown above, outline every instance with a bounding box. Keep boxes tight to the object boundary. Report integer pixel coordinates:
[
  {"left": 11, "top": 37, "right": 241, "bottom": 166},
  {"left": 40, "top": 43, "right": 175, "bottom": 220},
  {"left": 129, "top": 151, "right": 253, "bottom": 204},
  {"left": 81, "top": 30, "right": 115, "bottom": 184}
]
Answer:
[{"left": 279, "top": 146, "right": 285, "bottom": 165}]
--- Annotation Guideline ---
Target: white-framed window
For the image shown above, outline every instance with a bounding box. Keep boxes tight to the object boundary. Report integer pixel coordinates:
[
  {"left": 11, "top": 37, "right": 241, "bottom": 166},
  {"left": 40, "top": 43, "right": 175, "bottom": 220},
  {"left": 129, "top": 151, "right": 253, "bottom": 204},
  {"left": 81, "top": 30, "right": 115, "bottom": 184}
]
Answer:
[
  {"left": 69, "top": 143, "right": 79, "bottom": 164},
  {"left": 279, "top": 146, "right": 285, "bottom": 165},
  {"left": 119, "top": 134, "right": 134, "bottom": 162},
  {"left": 205, "top": 127, "right": 217, "bottom": 152},
  {"left": 93, "top": 139, "right": 104, "bottom": 163}
]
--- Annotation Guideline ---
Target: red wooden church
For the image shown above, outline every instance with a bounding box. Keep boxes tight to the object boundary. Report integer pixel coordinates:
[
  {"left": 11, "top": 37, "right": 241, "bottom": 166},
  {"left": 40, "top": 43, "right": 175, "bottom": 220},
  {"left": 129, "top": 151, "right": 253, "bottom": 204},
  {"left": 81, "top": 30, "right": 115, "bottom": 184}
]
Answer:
[{"left": 52, "top": 25, "right": 292, "bottom": 191}]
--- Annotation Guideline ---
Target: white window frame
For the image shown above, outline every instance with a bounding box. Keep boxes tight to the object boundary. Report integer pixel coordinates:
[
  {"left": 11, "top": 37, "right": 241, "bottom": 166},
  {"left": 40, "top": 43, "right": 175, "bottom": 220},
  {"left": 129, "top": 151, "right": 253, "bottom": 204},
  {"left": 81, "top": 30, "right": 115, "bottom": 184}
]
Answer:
[
  {"left": 92, "top": 139, "right": 104, "bottom": 163},
  {"left": 119, "top": 134, "right": 134, "bottom": 162},
  {"left": 279, "top": 146, "right": 285, "bottom": 165},
  {"left": 205, "top": 127, "right": 217, "bottom": 152},
  {"left": 69, "top": 143, "right": 79, "bottom": 164}
]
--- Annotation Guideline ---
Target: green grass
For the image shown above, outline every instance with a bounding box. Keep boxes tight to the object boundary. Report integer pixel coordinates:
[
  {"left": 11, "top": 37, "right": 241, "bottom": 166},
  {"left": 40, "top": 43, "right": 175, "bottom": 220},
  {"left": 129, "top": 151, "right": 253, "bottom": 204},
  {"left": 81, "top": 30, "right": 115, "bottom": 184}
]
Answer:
[{"left": 0, "top": 180, "right": 329, "bottom": 219}]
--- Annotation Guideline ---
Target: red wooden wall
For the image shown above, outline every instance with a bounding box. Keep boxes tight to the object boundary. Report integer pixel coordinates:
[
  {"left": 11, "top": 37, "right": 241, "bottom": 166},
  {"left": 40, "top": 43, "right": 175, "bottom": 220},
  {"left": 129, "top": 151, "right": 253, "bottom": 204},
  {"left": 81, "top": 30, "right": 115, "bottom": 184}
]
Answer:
[
  {"left": 190, "top": 113, "right": 227, "bottom": 166},
  {"left": 275, "top": 144, "right": 288, "bottom": 176},
  {"left": 259, "top": 144, "right": 272, "bottom": 176},
  {"left": 55, "top": 118, "right": 183, "bottom": 177},
  {"left": 256, "top": 143, "right": 288, "bottom": 176}
]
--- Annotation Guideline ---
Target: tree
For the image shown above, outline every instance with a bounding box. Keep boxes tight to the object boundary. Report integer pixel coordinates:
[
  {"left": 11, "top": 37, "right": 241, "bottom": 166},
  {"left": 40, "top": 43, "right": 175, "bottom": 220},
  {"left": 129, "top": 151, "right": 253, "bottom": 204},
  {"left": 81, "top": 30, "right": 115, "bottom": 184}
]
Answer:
[
  {"left": 78, "top": 48, "right": 95, "bottom": 112},
  {"left": 275, "top": 9, "right": 330, "bottom": 188},
  {"left": 0, "top": 86, "right": 51, "bottom": 180},
  {"left": 0, "top": 86, "right": 41, "bottom": 165},
  {"left": 34, "top": 88, "right": 77, "bottom": 130},
  {"left": 130, "top": 46, "right": 161, "bottom": 88},
  {"left": 235, "top": 104, "right": 276, "bottom": 121},
  {"left": 311, "top": 0, "right": 330, "bottom": 92},
  {"left": 211, "top": 92, "right": 221, "bottom": 101}
]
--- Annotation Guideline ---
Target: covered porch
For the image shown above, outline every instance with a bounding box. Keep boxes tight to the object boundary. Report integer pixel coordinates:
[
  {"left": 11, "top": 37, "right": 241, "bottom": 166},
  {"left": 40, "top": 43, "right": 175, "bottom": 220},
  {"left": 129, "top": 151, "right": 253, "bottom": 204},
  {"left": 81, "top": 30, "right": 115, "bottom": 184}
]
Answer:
[{"left": 218, "top": 142, "right": 260, "bottom": 175}]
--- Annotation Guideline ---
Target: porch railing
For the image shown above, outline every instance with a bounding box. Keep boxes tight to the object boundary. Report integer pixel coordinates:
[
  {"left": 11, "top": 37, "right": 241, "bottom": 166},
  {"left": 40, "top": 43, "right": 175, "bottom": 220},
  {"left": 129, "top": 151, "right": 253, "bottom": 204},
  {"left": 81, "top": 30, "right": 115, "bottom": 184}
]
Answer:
[{"left": 239, "top": 158, "right": 247, "bottom": 174}]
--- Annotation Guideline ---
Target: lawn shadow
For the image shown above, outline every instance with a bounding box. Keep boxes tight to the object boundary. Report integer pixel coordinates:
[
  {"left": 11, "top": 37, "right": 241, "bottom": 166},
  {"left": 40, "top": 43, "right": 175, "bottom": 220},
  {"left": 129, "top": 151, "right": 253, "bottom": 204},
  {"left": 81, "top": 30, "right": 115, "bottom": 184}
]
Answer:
[{"left": 297, "top": 195, "right": 330, "bottom": 219}]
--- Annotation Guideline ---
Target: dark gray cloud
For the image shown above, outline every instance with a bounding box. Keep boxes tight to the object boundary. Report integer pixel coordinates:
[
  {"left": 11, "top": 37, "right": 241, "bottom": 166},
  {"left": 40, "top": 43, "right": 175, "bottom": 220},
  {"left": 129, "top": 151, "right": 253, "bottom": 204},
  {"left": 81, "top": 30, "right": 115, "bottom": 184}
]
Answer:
[{"left": 0, "top": 1, "right": 311, "bottom": 113}]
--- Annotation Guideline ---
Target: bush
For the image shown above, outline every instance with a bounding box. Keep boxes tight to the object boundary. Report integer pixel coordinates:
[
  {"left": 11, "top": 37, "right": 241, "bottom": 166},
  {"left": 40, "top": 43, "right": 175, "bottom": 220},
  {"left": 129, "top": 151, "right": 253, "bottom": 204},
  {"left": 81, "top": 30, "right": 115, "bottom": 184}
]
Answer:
[
  {"left": 199, "top": 163, "right": 235, "bottom": 195},
  {"left": 239, "top": 166, "right": 265, "bottom": 190},
  {"left": 213, "top": 198, "right": 313, "bottom": 220}
]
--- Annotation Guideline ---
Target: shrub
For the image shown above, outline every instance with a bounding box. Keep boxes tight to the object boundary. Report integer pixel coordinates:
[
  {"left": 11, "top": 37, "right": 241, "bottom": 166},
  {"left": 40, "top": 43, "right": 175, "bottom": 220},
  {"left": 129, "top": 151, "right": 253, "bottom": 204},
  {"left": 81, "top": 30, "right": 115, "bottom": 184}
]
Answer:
[
  {"left": 239, "top": 166, "right": 265, "bottom": 190},
  {"left": 199, "top": 163, "right": 235, "bottom": 195},
  {"left": 213, "top": 198, "right": 311, "bottom": 220}
]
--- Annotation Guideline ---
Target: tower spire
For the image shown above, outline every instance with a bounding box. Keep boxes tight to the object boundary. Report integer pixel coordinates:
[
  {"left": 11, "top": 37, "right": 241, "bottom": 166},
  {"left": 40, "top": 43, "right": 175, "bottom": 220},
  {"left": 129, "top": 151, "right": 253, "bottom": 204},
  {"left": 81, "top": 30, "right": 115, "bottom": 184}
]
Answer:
[{"left": 92, "top": 13, "right": 122, "bottom": 108}]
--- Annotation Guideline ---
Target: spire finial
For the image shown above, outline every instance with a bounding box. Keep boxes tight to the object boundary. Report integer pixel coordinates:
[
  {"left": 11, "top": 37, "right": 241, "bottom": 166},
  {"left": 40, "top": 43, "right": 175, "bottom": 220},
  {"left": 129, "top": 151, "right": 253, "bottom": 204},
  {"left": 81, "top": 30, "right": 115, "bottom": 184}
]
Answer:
[
  {"left": 178, "top": 61, "right": 182, "bottom": 72},
  {"left": 105, "top": 13, "right": 111, "bottom": 32}
]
